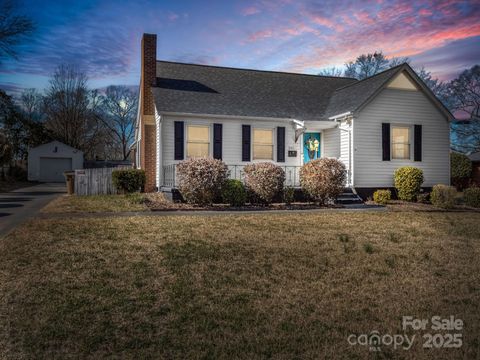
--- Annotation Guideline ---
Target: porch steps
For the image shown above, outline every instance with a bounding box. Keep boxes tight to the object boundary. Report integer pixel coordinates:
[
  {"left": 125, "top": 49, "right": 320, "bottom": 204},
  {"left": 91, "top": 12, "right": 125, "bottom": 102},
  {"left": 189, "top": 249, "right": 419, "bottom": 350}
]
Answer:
[{"left": 336, "top": 188, "right": 364, "bottom": 205}]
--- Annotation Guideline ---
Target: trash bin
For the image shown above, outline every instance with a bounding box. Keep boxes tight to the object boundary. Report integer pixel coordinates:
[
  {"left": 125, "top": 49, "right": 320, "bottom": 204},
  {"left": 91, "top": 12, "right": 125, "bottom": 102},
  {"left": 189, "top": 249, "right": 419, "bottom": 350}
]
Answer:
[{"left": 64, "top": 171, "right": 75, "bottom": 195}]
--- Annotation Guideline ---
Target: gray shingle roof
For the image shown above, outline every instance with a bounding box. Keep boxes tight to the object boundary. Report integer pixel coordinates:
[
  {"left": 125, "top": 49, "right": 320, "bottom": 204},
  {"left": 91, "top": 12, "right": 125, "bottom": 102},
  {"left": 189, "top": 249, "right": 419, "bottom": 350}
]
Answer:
[
  {"left": 152, "top": 61, "right": 452, "bottom": 121},
  {"left": 153, "top": 61, "right": 357, "bottom": 121},
  {"left": 323, "top": 64, "right": 404, "bottom": 118}
]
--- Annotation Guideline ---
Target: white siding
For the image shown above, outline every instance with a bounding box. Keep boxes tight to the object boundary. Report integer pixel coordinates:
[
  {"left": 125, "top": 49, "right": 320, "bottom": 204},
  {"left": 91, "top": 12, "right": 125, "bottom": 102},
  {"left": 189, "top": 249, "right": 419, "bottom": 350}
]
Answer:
[
  {"left": 353, "top": 88, "right": 450, "bottom": 187},
  {"left": 323, "top": 127, "right": 340, "bottom": 158},
  {"left": 161, "top": 115, "right": 302, "bottom": 167}
]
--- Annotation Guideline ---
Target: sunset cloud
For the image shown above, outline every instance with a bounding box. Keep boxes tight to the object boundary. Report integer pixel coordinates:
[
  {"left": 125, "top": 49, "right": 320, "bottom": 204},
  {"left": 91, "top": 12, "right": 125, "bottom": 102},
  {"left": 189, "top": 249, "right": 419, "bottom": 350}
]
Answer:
[{"left": 1, "top": 0, "right": 478, "bottom": 94}]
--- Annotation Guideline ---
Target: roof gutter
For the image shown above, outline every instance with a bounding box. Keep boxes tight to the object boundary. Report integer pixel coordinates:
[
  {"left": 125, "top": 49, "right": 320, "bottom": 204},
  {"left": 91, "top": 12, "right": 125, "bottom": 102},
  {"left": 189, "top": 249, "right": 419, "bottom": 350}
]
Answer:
[{"left": 328, "top": 111, "right": 352, "bottom": 121}]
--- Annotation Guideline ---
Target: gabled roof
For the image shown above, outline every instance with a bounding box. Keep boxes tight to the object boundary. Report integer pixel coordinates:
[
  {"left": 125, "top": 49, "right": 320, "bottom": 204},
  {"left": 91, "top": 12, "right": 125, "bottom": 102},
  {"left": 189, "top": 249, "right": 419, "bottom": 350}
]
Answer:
[
  {"left": 324, "top": 65, "right": 404, "bottom": 118},
  {"left": 152, "top": 61, "right": 454, "bottom": 121},
  {"left": 152, "top": 61, "right": 357, "bottom": 121},
  {"left": 325, "top": 63, "right": 454, "bottom": 120},
  {"left": 30, "top": 140, "right": 83, "bottom": 153}
]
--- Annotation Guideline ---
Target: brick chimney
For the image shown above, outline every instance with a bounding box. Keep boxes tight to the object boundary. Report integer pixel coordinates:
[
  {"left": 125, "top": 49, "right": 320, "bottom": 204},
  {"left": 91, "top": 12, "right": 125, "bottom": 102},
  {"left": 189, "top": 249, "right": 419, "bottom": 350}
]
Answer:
[{"left": 139, "top": 33, "right": 157, "bottom": 191}]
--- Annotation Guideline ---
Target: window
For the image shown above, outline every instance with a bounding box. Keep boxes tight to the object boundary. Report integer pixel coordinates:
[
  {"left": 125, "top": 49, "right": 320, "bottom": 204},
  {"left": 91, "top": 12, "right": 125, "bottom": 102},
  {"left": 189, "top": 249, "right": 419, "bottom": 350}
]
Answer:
[
  {"left": 392, "top": 126, "right": 410, "bottom": 159},
  {"left": 253, "top": 128, "right": 274, "bottom": 160},
  {"left": 187, "top": 125, "right": 210, "bottom": 158}
]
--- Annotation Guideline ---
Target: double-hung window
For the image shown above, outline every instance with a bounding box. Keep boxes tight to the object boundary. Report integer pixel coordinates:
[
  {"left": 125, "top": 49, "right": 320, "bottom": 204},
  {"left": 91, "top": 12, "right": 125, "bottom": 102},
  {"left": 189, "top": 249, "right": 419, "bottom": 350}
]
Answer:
[
  {"left": 253, "top": 128, "right": 274, "bottom": 160},
  {"left": 391, "top": 126, "right": 411, "bottom": 160},
  {"left": 186, "top": 125, "right": 210, "bottom": 158}
]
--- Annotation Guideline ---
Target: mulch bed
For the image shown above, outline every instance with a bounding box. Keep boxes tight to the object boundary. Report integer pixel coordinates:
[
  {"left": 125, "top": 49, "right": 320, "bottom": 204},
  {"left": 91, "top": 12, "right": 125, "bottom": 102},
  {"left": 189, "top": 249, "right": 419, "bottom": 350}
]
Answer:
[{"left": 144, "top": 193, "right": 343, "bottom": 212}]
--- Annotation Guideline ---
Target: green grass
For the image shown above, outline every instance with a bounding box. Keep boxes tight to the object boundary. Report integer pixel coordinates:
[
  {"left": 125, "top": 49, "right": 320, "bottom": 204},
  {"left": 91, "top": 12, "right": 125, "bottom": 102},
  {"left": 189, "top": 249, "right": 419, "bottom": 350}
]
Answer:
[
  {"left": 0, "top": 211, "right": 479, "bottom": 359},
  {"left": 42, "top": 193, "right": 148, "bottom": 213}
]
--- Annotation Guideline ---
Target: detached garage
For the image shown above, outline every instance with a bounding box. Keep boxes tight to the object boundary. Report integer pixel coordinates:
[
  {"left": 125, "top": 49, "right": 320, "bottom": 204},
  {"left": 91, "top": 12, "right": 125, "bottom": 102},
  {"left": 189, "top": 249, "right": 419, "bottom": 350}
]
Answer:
[{"left": 28, "top": 141, "right": 84, "bottom": 182}]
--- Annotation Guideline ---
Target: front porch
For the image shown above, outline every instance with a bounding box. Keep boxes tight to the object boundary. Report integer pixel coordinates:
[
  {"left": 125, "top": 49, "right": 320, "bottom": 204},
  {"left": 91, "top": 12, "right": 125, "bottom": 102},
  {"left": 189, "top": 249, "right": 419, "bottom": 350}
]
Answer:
[{"left": 160, "top": 163, "right": 352, "bottom": 189}]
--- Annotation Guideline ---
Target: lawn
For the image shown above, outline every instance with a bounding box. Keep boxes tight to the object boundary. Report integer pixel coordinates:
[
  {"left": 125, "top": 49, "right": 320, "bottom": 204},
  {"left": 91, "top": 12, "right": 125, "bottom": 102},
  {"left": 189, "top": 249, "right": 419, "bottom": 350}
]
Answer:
[
  {"left": 0, "top": 211, "right": 479, "bottom": 359},
  {"left": 42, "top": 193, "right": 148, "bottom": 213}
]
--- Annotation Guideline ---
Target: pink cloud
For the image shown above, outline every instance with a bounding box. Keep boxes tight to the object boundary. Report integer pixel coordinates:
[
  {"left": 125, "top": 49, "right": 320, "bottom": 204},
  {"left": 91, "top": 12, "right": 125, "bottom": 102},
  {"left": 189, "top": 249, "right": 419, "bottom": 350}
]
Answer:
[
  {"left": 241, "top": 6, "right": 260, "bottom": 16},
  {"left": 248, "top": 29, "right": 274, "bottom": 42}
]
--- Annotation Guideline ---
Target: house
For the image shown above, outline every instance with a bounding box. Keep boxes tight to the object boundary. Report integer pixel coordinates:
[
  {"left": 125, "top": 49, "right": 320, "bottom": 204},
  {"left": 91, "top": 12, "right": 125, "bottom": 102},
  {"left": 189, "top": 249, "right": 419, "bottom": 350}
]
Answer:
[
  {"left": 28, "top": 140, "right": 83, "bottom": 182},
  {"left": 133, "top": 34, "right": 453, "bottom": 199}
]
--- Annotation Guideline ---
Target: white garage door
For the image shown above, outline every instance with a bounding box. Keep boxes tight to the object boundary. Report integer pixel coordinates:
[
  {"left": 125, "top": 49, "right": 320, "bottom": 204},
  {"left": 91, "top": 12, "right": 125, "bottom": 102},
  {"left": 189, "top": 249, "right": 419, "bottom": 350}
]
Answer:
[{"left": 39, "top": 157, "right": 72, "bottom": 182}]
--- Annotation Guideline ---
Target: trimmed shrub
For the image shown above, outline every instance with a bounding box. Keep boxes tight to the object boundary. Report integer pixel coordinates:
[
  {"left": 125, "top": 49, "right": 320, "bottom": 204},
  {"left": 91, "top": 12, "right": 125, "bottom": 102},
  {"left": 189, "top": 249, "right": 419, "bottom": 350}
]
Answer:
[
  {"left": 373, "top": 189, "right": 391, "bottom": 205},
  {"left": 283, "top": 186, "right": 295, "bottom": 205},
  {"left": 112, "top": 169, "right": 146, "bottom": 193},
  {"left": 243, "top": 162, "right": 285, "bottom": 204},
  {"left": 394, "top": 166, "right": 424, "bottom": 201},
  {"left": 177, "top": 158, "right": 228, "bottom": 205},
  {"left": 300, "top": 158, "right": 346, "bottom": 205},
  {"left": 430, "top": 184, "right": 456, "bottom": 209},
  {"left": 221, "top": 179, "right": 247, "bottom": 207},
  {"left": 451, "top": 152, "right": 472, "bottom": 190},
  {"left": 464, "top": 187, "right": 480, "bottom": 208},
  {"left": 417, "top": 192, "right": 430, "bottom": 204}
]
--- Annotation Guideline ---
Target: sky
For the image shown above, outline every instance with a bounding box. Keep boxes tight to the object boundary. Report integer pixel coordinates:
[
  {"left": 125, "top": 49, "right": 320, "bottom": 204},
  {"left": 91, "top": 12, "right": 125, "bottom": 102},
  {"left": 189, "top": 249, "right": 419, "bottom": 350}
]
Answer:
[{"left": 1, "top": 0, "right": 479, "bottom": 97}]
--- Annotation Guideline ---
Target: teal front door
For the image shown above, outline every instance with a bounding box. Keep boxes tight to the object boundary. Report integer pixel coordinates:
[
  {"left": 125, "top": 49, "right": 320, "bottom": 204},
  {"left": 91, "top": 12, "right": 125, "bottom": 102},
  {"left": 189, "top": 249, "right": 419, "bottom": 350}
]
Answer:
[{"left": 303, "top": 132, "right": 321, "bottom": 163}]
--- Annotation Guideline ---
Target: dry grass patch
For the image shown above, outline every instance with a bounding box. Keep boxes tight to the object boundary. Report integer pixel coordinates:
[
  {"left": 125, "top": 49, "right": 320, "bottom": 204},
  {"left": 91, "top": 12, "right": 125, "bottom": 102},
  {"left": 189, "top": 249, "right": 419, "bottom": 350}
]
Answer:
[
  {"left": 42, "top": 193, "right": 148, "bottom": 213},
  {"left": 0, "top": 211, "right": 479, "bottom": 359}
]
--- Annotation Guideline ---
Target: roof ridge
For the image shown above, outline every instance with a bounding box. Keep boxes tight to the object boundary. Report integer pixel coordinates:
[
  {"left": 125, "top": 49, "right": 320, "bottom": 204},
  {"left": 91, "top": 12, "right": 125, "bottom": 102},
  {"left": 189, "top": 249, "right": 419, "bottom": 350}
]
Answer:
[
  {"left": 156, "top": 60, "right": 358, "bottom": 81},
  {"left": 333, "top": 63, "right": 406, "bottom": 92}
]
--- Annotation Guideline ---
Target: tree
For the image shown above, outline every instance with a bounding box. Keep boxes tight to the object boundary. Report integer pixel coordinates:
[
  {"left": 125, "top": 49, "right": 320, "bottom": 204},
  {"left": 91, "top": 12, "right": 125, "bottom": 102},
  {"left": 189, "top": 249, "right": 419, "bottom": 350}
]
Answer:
[
  {"left": 449, "top": 65, "right": 480, "bottom": 153},
  {"left": 0, "top": 0, "right": 35, "bottom": 62},
  {"left": 344, "top": 52, "right": 390, "bottom": 80},
  {"left": 43, "top": 65, "right": 103, "bottom": 158},
  {"left": 98, "top": 85, "right": 138, "bottom": 160},
  {"left": 0, "top": 89, "right": 51, "bottom": 160},
  {"left": 20, "top": 88, "right": 43, "bottom": 121},
  {"left": 318, "top": 66, "right": 344, "bottom": 77}
]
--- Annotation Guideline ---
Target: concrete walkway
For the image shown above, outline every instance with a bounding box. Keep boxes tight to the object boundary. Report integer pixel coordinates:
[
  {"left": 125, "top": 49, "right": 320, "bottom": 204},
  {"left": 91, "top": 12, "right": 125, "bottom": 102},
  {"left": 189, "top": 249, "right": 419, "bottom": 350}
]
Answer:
[{"left": 0, "top": 183, "right": 66, "bottom": 238}]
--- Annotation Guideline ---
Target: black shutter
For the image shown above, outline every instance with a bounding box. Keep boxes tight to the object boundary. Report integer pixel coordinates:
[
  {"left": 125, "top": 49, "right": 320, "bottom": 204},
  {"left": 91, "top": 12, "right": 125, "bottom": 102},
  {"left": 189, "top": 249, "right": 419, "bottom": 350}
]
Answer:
[
  {"left": 174, "top": 121, "right": 184, "bottom": 160},
  {"left": 277, "top": 127, "right": 285, "bottom": 162},
  {"left": 242, "top": 125, "right": 251, "bottom": 162},
  {"left": 382, "top": 123, "right": 390, "bottom": 161},
  {"left": 213, "top": 123, "right": 222, "bottom": 160},
  {"left": 414, "top": 124, "right": 422, "bottom": 161}
]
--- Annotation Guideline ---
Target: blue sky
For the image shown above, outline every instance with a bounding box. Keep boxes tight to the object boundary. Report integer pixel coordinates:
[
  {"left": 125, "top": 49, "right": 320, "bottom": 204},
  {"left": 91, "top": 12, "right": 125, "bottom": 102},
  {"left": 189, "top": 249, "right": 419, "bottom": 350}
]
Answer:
[{"left": 1, "top": 0, "right": 479, "bottom": 96}]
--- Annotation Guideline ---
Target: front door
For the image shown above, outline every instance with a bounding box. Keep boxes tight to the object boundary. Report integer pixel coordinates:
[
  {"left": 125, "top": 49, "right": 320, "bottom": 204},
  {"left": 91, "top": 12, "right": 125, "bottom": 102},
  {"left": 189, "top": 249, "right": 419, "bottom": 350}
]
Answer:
[{"left": 303, "top": 132, "right": 321, "bottom": 163}]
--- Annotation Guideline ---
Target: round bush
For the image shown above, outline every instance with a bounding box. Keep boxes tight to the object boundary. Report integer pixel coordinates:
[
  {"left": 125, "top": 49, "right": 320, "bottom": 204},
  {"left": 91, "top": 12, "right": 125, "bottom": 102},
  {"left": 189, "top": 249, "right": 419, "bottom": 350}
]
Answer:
[
  {"left": 394, "top": 166, "right": 424, "bottom": 202},
  {"left": 112, "top": 169, "right": 146, "bottom": 193},
  {"left": 243, "top": 162, "right": 285, "bottom": 204},
  {"left": 373, "top": 189, "right": 391, "bottom": 205},
  {"left": 430, "top": 184, "right": 456, "bottom": 209},
  {"left": 464, "top": 187, "right": 480, "bottom": 208},
  {"left": 451, "top": 152, "right": 472, "bottom": 190},
  {"left": 300, "top": 158, "right": 346, "bottom": 205},
  {"left": 177, "top": 158, "right": 228, "bottom": 205},
  {"left": 221, "top": 179, "right": 247, "bottom": 207}
]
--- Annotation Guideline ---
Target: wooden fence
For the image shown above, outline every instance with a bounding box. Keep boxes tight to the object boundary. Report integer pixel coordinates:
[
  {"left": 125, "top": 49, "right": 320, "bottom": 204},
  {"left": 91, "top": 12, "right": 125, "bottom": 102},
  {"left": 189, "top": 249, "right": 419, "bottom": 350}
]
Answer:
[{"left": 74, "top": 167, "right": 129, "bottom": 196}]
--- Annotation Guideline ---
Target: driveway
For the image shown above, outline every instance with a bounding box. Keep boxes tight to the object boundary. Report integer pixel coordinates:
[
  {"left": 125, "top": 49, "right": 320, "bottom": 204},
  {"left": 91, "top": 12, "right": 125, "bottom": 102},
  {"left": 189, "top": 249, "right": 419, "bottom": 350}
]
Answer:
[{"left": 0, "top": 183, "right": 66, "bottom": 238}]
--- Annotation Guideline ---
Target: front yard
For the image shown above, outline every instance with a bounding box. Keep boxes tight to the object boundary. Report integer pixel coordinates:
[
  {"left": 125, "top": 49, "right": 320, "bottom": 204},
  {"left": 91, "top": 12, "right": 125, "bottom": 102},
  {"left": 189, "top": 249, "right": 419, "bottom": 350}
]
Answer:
[{"left": 1, "top": 210, "right": 479, "bottom": 359}]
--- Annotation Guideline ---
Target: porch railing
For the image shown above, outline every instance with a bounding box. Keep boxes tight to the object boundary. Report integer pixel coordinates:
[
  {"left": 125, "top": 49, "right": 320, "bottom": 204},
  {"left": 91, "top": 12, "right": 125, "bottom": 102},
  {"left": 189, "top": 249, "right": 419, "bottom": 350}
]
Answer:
[{"left": 161, "top": 164, "right": 302, "bottom": 188}]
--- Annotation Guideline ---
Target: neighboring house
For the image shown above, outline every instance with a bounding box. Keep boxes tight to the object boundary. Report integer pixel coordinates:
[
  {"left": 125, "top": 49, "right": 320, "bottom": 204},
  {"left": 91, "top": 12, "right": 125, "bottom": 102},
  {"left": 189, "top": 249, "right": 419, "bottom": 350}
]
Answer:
[
  {"left": 134, "top": 34, "right": 453, "bottom": 198},
  {"left": 28, "top": 141, "right": 83, "bottom": 182},
  {"left": 468, "top": 152, "right": 480, "bottom": 185}
]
